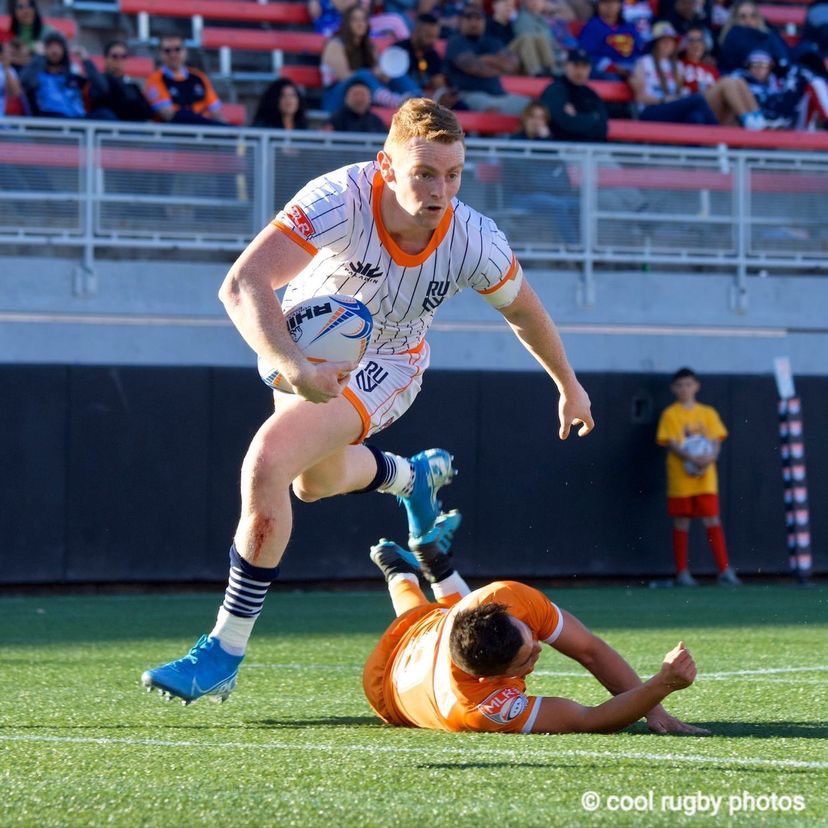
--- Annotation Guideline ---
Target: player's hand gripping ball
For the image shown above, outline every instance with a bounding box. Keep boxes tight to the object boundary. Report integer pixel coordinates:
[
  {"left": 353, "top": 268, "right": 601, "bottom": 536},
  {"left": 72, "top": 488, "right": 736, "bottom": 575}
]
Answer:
[{"left": 258, "top": 294, "right": 373, "bottom": 393}]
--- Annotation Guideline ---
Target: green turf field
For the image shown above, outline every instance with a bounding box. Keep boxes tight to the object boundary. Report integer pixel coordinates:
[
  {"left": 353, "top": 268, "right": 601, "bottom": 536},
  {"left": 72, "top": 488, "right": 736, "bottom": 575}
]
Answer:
[{"left": 1, "top": 584, "right": 826, "bottom": 827}]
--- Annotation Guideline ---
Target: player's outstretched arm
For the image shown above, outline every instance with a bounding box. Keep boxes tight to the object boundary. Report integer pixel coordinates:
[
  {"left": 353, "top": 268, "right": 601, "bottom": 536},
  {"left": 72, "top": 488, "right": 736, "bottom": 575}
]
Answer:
[
  {"left": 529, "top": 642, "right": 698, "bottom": 734},
  {"left": 219, "top": 224, "right": 353, "bottom": 402},
  {"left": 497, "top": 279, "right": 594, "bottom": 439},
  {"left": 551, "top": 611, "right": 709, "bottom": 735}
]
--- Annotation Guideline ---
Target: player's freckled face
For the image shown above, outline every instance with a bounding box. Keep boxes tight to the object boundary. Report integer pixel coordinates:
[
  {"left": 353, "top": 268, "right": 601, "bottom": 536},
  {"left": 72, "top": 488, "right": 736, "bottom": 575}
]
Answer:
[{"left": 379, "top": 137, "right": 465, "bottom": 233}]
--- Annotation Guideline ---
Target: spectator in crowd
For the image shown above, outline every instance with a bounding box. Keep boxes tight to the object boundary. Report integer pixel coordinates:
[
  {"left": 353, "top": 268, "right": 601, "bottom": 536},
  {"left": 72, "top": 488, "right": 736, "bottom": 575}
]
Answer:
[
  {"left": 309, "top": 0, "right": 411, "bottom": 40},
  {"left": 656, "top": 367, "right": 741, "bottom": 588},
  {"left": 629, "top": 21, "right": 718, "bottom": 123},
  {"left": 1, "top": 39, "right": 22, "bottom": 115},
  {"left": 396, "top": 13, "right": 461, "bottom": 105},
  {"left": 143, "top": 35, "right": 225, "bottom": 125},
  {"left": 6, "top": 34, "right": 28, "bottom": 68},
  {"left": 320, "top": 5, "right": 421, "bottom": 112},
  {"left": 444, "top": 3, "right": 530, "bottom": 113},
  {"left": 541, "top": 46, "right": 609, "bottom": 140},
  {"left": 679, "top": 26, "right": 765, "bottom": 127},
  {"left": 511, "top": 0, "right": 568, "bottom": 76},
  {"left": 579, "top": 0, "right": 644, "bottom": 79},
  {"left": 622, "top": 0, "right": 655, "bottom": 41},
  {"left": 717, "top": 0, "right": 789, "bottom": 74},
  {"left": 486, "top": 0, "right": 516, "bottom": 47},
  {"left": 253, "top": 77, "right": 309, "bottom": 129},
  {"left": 324, "top": 75, "right": 388, "bottom": 130},
  {"left": 20, "top": 32, "right": 103, "bottom": 118},
  {"left": 734, "top": 49, "right": 828, "bottom": 129},
  {"left": 660, "top": 0, "right": 711, "bottom": 37},
  {"left": 89, "top": 40, "right": 153, "bottom": 122},
  {"left": 801, "top": 0, "right": 828, "bottom": 60},
  {"left": 2, "top": 0, "right": 55, "bottom": 53},
  {"left": 507, "top": 100, "right": 580, "bottom": 245}
]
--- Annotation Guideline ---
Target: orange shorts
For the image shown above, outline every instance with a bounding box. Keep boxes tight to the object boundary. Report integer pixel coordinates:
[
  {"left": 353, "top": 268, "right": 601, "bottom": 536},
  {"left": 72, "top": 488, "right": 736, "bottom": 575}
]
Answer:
[
  {"left": 668, "top": 493, "right": 720, "bottom": 518},
  {"left": 362, "top": 603, "right": 436, "bottom": 725}
]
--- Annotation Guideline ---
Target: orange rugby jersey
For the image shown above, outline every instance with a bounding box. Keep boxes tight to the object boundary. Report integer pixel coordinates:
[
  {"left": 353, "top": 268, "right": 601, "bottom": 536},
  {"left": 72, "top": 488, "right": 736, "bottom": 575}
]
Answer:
[
  {"left": 272, "top": 161, "right": 524, "bottom": 356},
  {"left": 383, "top": 581, "right": 564, "bottom": 733}
]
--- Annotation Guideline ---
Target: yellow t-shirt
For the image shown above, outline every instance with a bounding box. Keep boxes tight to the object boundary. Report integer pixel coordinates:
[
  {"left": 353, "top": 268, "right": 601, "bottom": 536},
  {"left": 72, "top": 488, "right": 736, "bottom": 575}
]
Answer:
[{"left": 656, "top": 401, "right": 728, "bottom": 497}]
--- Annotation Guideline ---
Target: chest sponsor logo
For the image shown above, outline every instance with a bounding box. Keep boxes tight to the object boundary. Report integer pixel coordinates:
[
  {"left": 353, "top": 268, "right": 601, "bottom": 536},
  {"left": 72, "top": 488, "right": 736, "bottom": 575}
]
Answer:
[
  {"left": 422, "top": 279, "right": 450, "bottom": 312},
  {"left": 355, "top": 360, "right": 389, "bottom": 394},
  {"left": 346, "top": 260, "right": 384, "bottom": 282},
  {"left": 477, "top": 687, "right": 528, "bottom": 725},
  {"left": 287, "top": 204, "right": 315, "bottom": 239}
]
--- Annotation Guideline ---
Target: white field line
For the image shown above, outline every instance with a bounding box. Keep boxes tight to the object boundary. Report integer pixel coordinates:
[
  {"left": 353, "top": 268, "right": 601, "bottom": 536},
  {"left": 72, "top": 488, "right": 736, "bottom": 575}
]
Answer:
[
  {"left": 0, "top": 734, "right": 825, "bottom": 770},
  {"left": 247, "top": 664, "right": 828, "bottom": 680}
]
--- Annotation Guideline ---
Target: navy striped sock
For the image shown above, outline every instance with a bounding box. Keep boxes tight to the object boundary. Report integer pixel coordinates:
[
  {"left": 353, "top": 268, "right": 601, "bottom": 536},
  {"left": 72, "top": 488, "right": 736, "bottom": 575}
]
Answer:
[{"left": 222, "top": 544, "right": 280, "bottom": 619}]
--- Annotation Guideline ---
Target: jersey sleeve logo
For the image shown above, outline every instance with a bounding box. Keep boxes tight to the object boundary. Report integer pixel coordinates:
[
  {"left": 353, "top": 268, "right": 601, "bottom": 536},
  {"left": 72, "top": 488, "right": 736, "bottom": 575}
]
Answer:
[
  {"left": 477, "top": 687, "right": 528, "bottom": 725},
  {"left": 287, "top": 204, "right": 315, "bottom": 239}
]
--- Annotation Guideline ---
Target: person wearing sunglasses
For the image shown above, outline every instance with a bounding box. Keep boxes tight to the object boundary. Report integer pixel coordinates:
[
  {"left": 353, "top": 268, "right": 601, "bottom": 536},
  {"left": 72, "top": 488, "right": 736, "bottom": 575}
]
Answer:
[
  {"left": 87, "top": 39, "right": 153, "bottom": 121},
  {"left": 143, "top": 34, "right": 225, "bottom": 125}
]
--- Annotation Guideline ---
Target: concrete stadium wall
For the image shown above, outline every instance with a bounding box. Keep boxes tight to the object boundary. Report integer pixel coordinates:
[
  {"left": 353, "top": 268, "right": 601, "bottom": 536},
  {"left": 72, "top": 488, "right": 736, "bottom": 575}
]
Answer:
[
  {"left": 2, "top": 256, "right": 828, "bottom": 376},
  {"left": 1, "top": 364, "right": 823, "bottom": 584}
]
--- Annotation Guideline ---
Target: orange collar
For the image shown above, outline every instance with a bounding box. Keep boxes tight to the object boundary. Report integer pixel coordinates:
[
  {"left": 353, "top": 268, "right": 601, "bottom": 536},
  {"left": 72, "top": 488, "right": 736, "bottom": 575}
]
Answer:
[{"left": 371, "top": 171, "right": 453, "bottom": 267}]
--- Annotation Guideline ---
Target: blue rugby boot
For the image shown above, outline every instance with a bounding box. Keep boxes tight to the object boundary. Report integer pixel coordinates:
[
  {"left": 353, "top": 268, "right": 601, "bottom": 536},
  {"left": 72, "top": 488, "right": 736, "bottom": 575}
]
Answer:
[
  {"left": 370, "top": 538, "right": 420, "bottom": 583},
  {"left": 400, "top": 509, "right": 462, "bottom": 583},
  {"left": 399, "top": 449, "right": 457, "bottom": 539},
  {"left": 141, "top": 635, "right": 243, "bottom": 706}
]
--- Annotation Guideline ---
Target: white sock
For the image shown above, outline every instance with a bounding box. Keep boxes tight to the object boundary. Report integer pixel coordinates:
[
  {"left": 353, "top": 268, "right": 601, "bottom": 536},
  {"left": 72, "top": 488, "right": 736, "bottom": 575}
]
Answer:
[
  {"left": 389, "top": 572, "right": 419, "bottom": 587},
  {"left": 376, "top": 452, "right": 415, "bottom": 497},
  {"left": 432, "top": 572, "right": 471, "bottom": 602},
  {"left": 210, "top": 606, "right": 257, "bottom": 656}
]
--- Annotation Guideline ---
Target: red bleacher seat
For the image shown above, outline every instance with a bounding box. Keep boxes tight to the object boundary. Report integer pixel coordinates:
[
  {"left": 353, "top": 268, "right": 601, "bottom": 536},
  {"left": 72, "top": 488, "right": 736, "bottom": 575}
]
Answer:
[
  {"left": 607, "top": 119, "right": 828, "bottom": 150},
  {"left": 0, "top": 15, "right": 77, "bottom": 39},
  {"left": 118, "top": 0, "right": 311, "bottom": 27},
  {"left": 501, "top": 76, "right": 633, "bottom": 104},
  {"left": 372, "top": 106, "right": 519, "bottom": 136},
  {"left": 89, "top": 54, "right": 155, "bottom": 79},
  {"left": 201, "top": 27, "right": 326, "bottom": 53},
  {"left": 759, "top": 4, "right": 807, "bottom": 26},
  {"left": 222, "top": 102, "right": 247, "bottom": 125},
  {"left": 279, "top": 64, "right": 323, "bottom": 88}
]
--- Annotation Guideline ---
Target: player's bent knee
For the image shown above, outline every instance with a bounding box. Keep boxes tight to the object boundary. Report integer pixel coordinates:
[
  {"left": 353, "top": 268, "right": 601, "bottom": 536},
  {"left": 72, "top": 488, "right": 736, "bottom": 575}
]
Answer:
[{"left": 291, "top": 477, "right": 323, "bottom": 503}]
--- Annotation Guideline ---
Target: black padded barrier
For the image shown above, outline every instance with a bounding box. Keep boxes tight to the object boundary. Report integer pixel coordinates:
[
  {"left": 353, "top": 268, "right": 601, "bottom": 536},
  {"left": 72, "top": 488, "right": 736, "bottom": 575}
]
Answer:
[{"left": 0, "top": 365, "right": 823, "bottom": 583}]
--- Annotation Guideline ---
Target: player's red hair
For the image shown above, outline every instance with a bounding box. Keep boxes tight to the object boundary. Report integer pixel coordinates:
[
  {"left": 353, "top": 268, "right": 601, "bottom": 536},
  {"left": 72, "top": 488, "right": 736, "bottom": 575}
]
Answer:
[{"left": 385, "top": 98, "right": 465, "bottom": 150}]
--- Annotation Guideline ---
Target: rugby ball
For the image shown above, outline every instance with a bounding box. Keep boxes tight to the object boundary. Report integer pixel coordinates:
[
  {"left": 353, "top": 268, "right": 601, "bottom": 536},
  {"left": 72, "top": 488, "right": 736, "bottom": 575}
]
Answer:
[
  {"left": 258, "top": 294, "right": 373, "bottom": 393},
  {"left": 681, "top": 434, "right": 712, "bottom": 476}
]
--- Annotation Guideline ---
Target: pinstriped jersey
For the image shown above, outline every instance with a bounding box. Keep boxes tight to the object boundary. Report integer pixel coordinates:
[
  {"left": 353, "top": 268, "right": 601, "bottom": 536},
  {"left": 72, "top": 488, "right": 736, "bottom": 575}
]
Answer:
[{"left": 272, "top": 160, "right": 523, "bottom": 355}]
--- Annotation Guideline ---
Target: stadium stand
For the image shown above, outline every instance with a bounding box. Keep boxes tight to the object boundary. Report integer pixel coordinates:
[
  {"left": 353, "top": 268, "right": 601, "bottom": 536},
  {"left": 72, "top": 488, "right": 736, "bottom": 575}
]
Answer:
[{"left": 0, "top": 14, "right": 77, "bottom": 39}]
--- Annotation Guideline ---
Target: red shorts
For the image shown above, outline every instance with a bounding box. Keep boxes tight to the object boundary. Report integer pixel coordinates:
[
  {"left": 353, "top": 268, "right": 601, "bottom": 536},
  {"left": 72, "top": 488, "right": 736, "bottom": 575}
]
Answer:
[{"left": 668, "top": 494, "right": 720, "bottom": 518}]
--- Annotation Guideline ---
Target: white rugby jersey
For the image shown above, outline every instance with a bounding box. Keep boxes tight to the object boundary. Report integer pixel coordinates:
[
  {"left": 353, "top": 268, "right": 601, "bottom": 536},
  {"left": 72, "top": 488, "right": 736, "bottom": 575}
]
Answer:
[{"left": 272, "top": 160, "right": 523, "bottom": 355}]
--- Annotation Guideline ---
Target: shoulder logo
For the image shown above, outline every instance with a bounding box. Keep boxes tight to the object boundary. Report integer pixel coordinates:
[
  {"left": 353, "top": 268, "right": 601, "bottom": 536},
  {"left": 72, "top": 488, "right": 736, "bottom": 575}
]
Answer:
[
  {"left": 346, "top": 260, "right": 384, "bottom": 282},
  {"left": 287, "top": 204, "right": 315, "bottom": 239},
  {"left": 477, "top": 687, "right": 528, "bottom": 725}
]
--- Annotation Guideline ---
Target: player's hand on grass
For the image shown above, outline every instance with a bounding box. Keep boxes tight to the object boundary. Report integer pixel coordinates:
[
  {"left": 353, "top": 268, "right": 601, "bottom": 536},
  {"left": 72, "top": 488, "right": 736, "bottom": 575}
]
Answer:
[
  {"left": 558, "top": 380, "right": 594, "bottom": 439},
  {"left": 658, "top": 641, "right": 697, "bottom": 690},
  {"left": 290, "top": 360, "right": 355, "bottom": 403},
  {"left": 646, "top": 706, "right": 711, "bottom": 736}
]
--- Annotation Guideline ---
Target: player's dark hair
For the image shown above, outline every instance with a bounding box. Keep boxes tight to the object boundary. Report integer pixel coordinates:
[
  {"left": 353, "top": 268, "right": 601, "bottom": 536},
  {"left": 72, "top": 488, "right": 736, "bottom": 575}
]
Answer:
[
  {"left": 416, "top": 12, "right": 439, "bottom": 25},
  {"left": 671, "top": 367, "right": 698, "bottom": 383},
  {"left": 449, "top": 602, "right": 524, "bottom": 677}
]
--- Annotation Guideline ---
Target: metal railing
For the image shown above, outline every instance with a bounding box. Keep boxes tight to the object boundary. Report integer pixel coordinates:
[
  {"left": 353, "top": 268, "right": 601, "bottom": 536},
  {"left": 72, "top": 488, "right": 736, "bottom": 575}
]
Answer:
[{"left": 1, "top": 117, "right": 826, "bottom": 304}]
